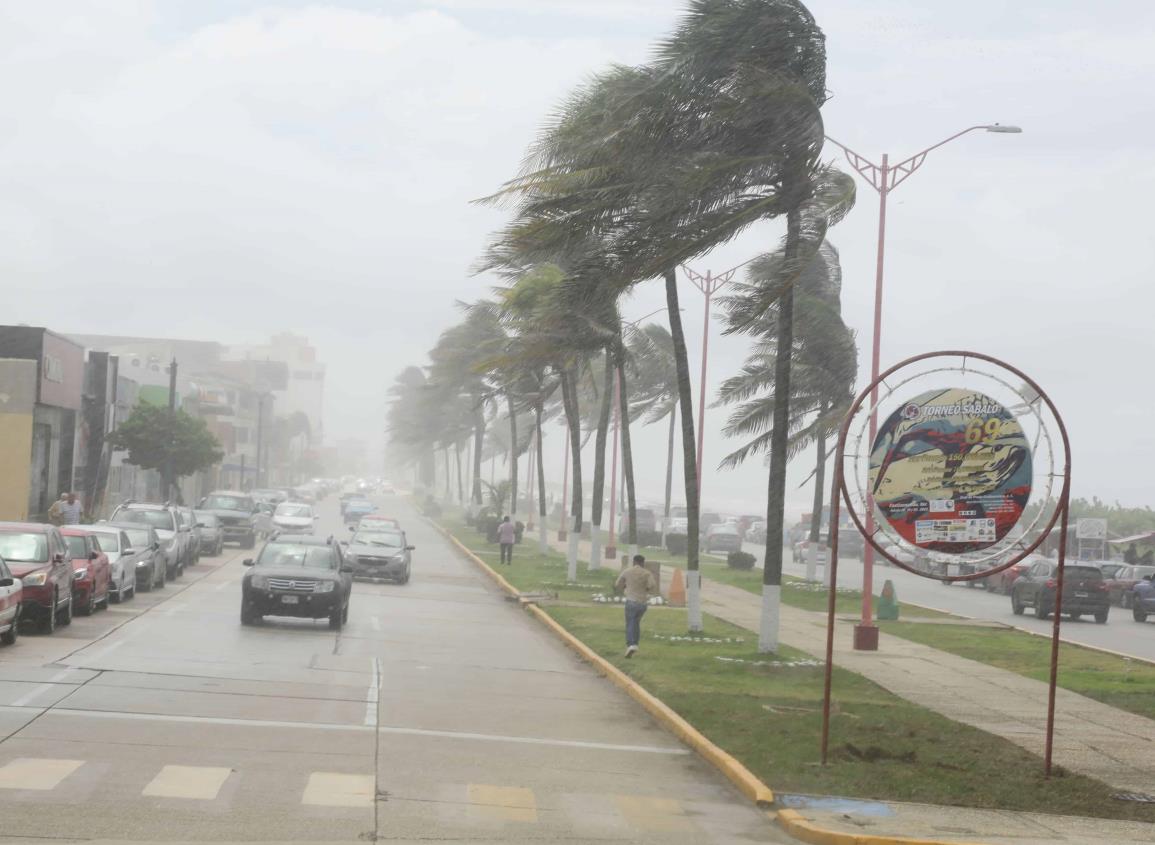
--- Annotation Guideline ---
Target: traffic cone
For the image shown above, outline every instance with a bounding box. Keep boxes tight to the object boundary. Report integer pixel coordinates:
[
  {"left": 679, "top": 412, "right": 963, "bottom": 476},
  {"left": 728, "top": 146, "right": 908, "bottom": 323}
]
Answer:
[{"left": 668, "top": 568, "right": 687, "bottom": 607}]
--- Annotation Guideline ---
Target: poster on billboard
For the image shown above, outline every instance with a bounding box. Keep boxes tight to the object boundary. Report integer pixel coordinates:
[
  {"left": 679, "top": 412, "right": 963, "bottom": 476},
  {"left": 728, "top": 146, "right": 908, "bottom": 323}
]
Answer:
[
  {"left": 868, "top": 388, "right": 1033, "bottom": 553},
  {"left": 1076, "top": 518, "right": 1107, "bottom": 541}
]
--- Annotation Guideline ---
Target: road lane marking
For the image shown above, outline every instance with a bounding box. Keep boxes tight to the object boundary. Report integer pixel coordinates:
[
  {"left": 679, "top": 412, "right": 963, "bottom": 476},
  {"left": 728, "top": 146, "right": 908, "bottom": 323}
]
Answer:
[
  {"left": 467, "top": 784, "right": 538, "bottom": 823},
  {"left": 11, "top": 684, "right": 60, "bottom": 708},
  {"left": 364, "top": 658, "right": 380, "bottom": 727},
  {"left": 614, "top": 796, "right": 694, "bottom": 832},
  {"left": 0, "top": 758, "right": 84, "bottom": 790},
  {"left": 142, "top": 765, "right": 231, "bottom": 799},
  {"left": 302, "top": 772, "right": 374, "bottom": 807},
  {"left": 40, "top": 709, "right": 688, "bottom": 754}
]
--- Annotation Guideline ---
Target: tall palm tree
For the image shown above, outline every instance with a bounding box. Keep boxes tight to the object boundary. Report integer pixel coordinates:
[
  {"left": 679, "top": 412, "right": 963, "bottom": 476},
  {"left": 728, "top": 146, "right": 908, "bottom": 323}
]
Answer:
[{"left": 626, "top": 324, "right": 680, "bottom": 543}]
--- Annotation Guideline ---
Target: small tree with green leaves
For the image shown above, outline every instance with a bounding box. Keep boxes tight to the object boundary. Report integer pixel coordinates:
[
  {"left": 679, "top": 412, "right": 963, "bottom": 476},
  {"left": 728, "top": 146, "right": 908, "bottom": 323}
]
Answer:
[{"left": 107, "top": 404, "right": 224, "bottom": 497}]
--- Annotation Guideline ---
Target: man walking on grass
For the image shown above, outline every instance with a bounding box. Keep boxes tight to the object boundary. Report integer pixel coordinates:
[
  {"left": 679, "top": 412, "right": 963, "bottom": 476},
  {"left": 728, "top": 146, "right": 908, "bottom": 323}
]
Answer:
[
  {"left": 497, "top": 515, "right": 516, "bottom": 565},
  {"left": 615, "top": 554, "right": 657, "bottom": 658}
]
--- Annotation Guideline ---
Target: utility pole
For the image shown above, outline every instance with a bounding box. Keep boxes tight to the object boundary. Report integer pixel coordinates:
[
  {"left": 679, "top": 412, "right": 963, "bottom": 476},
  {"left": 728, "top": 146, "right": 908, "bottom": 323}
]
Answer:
[
  {"left": 255, "top": 394, "right": 266, "bottom": 490},
  {"left": 166, "top": 358, "right": 178, "bottom": 502}
]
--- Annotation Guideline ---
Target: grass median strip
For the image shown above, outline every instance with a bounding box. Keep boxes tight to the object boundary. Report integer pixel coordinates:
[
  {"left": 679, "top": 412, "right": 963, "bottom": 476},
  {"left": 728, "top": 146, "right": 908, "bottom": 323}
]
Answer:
[
  {"left": 439, "top": 514, "right": 1155, "bottom": 823},
  {"left": 878, "top": 620, "right": 1155, "bottom": 721}
]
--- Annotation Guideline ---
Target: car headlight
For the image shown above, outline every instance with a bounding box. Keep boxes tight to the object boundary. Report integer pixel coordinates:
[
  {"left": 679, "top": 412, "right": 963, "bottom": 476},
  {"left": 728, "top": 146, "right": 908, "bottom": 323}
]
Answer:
[
  {"left": 250, "top": 574, "right": 268, "bottom": 590},
  {"left": 22, "top": 571, "right": 48, "bottom": 586},
  {"left": 314, "top": 581, "right": 336, "bottom": 593},
  {"left": 74, "top": 568, "right": 88, "bottom": 580}
]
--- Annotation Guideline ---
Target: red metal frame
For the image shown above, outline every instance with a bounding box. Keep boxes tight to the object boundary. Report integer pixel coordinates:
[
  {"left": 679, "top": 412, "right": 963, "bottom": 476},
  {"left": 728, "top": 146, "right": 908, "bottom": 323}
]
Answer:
[{"left": 820, "top": 351, "right": 1072, "bottom": 779}]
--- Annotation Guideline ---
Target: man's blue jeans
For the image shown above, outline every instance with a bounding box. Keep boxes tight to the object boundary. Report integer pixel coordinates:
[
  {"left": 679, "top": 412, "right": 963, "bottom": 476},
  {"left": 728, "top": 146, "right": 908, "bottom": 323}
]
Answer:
[
  {"left": 624, "top": 600, "right": 648, "bottom": 647},
  {"left": 500, "top": 543, "right": 513, "bottom": 565}
]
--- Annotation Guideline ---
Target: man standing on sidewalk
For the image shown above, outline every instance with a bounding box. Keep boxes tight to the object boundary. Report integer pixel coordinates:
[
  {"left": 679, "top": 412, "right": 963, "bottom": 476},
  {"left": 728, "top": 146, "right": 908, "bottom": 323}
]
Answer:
[
  {"left": 615, "top": 554, "right": 657, "bottom": 658},
  {"left": 497, "top": 515, "right": 516, "bottom": 565},
  {"left": 59, "top": 492, "right": 83, "bottom": 525}
]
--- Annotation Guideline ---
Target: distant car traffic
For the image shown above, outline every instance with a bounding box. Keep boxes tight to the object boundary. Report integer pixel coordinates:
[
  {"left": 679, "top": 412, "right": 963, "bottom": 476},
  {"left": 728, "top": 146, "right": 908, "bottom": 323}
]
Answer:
[
  {"left": 85, "top": 525, "right": 138, "bottom": 602},
  {"left": 744, "top": 521, "right": 767, "bottom": 544},
  {"left": 1132, "top": 574, "right": 1155, "bottom": 623},
  {"left": 193, "top": 511, "right": 225, "bottom": 556},
  {"left": 344, "top": 530, "right": 413, "bottom": 583},
  {"left": 1011, "top": 561, "right": 1109, "bottom": 622},
  {"left": 241, "top": 535, "right": 353, "bottom": 629},
  {"left": 197, "top": 491, "right": 258, "bottom": 549},
  {"left": 0, "top": 522, "right": 74, "bottom": 633},
  {"left": 0, "top": 554, "right": 22, "bottom": 646},
  {"left": 62, "top": 528, "right": 111, "bottom": 615},
  {"left": 271, "top": 502, "right": 317, "bottom": 536},
  {"left": 665, "top": 517, "right": 688, "bottom": 536},
  {"left": 792, "top": 538, "right": 830, "bottom": 565},
  {"left": 704, "top": 524, "right": 742, "bottom": 555},
  {"left": 357, "top": 515, "right": 401, "bottom": 533},
  {"left": 343, "top": 499, "right": 376, "bottom": 524}
]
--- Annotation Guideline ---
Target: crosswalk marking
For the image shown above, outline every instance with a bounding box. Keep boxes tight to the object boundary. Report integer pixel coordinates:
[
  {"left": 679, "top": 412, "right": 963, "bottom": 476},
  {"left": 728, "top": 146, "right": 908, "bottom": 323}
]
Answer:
[
  {"left": 142, "top": 765, "right": 231, "bottom": 800},
  {"left": 0, "top": 758, "right": 84, "bottom": 791},
  {"left": 467, "top": 784, "right": 538, "bottom": 823},
  {"left": 301, "top": 772, "right": 375, "bottom": 808},
  {"left": 614, "top": 795, "right": 694, "bottom": 832}
]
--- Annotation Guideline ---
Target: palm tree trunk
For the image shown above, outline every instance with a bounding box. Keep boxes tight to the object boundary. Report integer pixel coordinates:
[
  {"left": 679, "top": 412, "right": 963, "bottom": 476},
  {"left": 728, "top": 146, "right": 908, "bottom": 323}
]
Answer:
[
  {"left": 662, "top": 406, "right": 676, "bottom": 547},
  {"left": 507, "top": 391, "right": 518, "bottom": 521},
  {"left": 589, "top": 352, "right": 614, "bottom": 570},
  {"left": 664, "top": 267, "right": 701, "bottom": 631},
  {"left": 471, "top": 404, "right": 485, "bottom": 507},
  {"left": 807, "top": 403, "right": 828, "bottom": 584},
  {"left": 535, "top": 402, "right": 548, "bottom": 554},
  {"left": 617, "top": 360, "right": 638, "bottom": 560},
  {"left": 455, "top": 441, "right": 464, "bottom": 505},
  {"left": 559, "top": 368, "right": 584, "bottom": 580},
  {"left": 443, "top": 447, "right": 451, "bottom": 500},
  {"left": 761, "top": 205, "right": 802, "bottom": 653}
]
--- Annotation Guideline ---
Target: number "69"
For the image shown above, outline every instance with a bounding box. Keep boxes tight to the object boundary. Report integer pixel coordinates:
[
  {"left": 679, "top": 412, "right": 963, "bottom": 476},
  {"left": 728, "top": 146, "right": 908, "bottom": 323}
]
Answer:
[{"left": 965, "top": 417, "right": 1002, "bottom": 444}]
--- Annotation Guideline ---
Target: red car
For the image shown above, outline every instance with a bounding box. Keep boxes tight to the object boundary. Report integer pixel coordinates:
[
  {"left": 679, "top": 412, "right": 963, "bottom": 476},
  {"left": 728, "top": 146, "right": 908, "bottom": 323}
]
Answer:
[
  {"left": 1107, "top": 565, "right": 1155, "bottom": 608},
  {"left": 62, "top": 528, "right": 111, "bottom": 616},
  {"left": 0, "top": 522, "right": 74, "bottom": 633}
]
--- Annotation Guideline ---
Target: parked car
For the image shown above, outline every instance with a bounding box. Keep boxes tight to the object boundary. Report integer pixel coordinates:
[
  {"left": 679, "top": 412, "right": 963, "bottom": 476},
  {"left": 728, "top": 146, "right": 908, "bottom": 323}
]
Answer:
[
  {"left": 792, "top": 538, "right": 830, "bottom": 565},
  {"left": 61, "top": 528, "right": 111, "bottom": 616},
  {"left": 343, "top": 499, "right": 376, "bottom": 525},
  {"left": 109, "top": 502, "right": 188, "bottom": 578},
  {"left": 194, "top": 511, "right": 225, "bottom": 556},
  {"left": 85, "top": 525, "right": 137, "bottom": 602},
  {"left": 240, "top": 535, "right": 353, "bottom": 628},
  {"left": 344, "top": 529, "right": 413, "bottom": 583},
  {"left": 0, "top": 555, "right": 22, "bottom": 645},
  {"left": 1011, "top": 561, "right": 1109, "bottom": 622},
  {"left": 1099, "top": 562, "right": 1126, "bottom": 581},
  {"left": 197, "top": 491, "right": 258, "bottom": 549},
  {"left": 0, "top": 522, "right": 74, "bottom": 632},
  {"left": 1132, "top": 575, "right": 1155, "bottom": 623},
  {"left": 1106, "top": 565, "right": 1155, "bottom": 608},
  {"left": 109, "top": 524, "right": 166, "bottom": 591},
  {"left": 705, "top": 524, "right": 742, "bottom": 555},
  {"left": 271, "top": 502, "right": 317, "bottom": 536},
  {"left": 176, "top": 506, "right": 201, "bottom": 564}
]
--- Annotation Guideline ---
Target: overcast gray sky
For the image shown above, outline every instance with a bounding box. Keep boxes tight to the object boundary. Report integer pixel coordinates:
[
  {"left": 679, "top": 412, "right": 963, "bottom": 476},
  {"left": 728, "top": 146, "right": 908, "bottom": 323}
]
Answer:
[{"left": 4, "top": 1, "right": 1152, "bottom": 518}]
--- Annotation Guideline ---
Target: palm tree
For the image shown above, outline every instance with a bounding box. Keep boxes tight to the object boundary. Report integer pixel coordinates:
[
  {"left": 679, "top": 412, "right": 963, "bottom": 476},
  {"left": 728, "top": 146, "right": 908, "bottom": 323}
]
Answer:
[
  {"left": 719, "top": 238, "right": 857, "bottom": 647},
  {"left": 626, "top": 324, "right": 680, "bottom": 543}
]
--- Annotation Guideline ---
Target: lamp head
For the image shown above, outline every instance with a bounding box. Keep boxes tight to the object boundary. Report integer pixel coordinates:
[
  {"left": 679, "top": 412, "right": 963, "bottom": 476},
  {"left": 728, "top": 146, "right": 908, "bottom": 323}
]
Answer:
[{"left": 984, "top": 124, "right": 1023, "bottom": 134}]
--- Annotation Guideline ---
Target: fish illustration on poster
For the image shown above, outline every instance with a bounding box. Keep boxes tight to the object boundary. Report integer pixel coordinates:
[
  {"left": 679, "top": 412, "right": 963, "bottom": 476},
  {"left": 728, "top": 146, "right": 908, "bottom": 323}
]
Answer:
[{"left": 868, "top": 388, "right": 1032, "bottom": 552}]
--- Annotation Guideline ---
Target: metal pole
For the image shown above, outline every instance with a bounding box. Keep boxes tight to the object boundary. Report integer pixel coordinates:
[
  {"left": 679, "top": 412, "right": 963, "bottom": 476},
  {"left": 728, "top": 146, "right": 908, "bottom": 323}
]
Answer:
[
  {"left": 255, "top": 394, "right": 265, "bottom": 489},
  {"left": 694, "top": 273, "right": 713, "bottom": 496},
  {"left": 558, "top": 425, "right": 570, "bottom": 540},
  {"left": 1045, "top": 492, "right": 1072, "bottom": 778},
  {"left": 166, "top": 358, "right": 177, "bottom": 501},
  {"left": 606, "top": 368, "right": 621, "bottom": 559}
]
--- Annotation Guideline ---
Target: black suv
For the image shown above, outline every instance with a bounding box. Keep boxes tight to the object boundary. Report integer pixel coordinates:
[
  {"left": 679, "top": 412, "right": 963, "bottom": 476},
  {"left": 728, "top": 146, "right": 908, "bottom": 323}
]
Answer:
[
  {"left": 1011, "top": 560, "right": 1110, "bottom": 623},
  {"left": 199, "top": 491, "right": 258, "bottom": 548},
  {"left": 241, "top": 535, "right": 352, "bottom": 629}
]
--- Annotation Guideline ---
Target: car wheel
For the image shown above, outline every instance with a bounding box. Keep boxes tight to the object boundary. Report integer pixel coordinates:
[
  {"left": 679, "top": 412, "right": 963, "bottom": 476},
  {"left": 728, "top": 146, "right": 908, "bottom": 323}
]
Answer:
[
  {"left": 78, "top": 593, "right": 93, "bottom": 616},
  {"left": 1094, "top": 609, "right": 1109, "bottom": 624},
  {"left": 138, "top": 570, "right": 152, "bottom": 592},
  {"left": 57, "top": 595, "right": 73, "bottom": 627},
  {"left": 1122, "top": 593, "right": 1132, "bottom": 610},
  {"left": 110, "top": 586, "right": 121, "bottom": 604},
  {"left": 126, "top": 583, "right": 135, "bottom": 601},
  {"left": 1134, "top": 607, "right": 1148, "bottom": 623},
  {"left": 1068, "top": 612, "right": 1081, "bottom": 621},
  {"left": 243, "top": 534, "right": 256, "bottom": 550},
  {"left": 328, "top": 606, "right": 343, "bottom": 630},
  {"left": 0, "top": 619, "right": 17, "bottom": 646},
  {"left": 1035, "top": 599, "right": 1050, "bottom": 620},
  {"left": 157, "top": 564, "right": 167, "bottom": 589},
  {"left": 1011, "top": 591, "right": 1025, "bottom": 615},
  {"left": 41, "top": 597, "right": 56, "bottom": 634},
  {"left": 342, "top": 601, "right": 349, "bottom": 624}
]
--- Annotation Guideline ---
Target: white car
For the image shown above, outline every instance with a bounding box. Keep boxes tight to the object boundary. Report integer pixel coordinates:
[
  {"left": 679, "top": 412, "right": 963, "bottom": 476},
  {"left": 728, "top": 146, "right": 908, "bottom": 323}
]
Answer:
[
  {"left": 0, "top": 555, "right": 21, "bottom": 646},
  {"left": 665, "top": 517, "right": 689, "bottom": 535},
  {"left": 792, "top": 539, "right": 830, "bottom": 565},
  {"left": 271, "top": 502, "right": 317, "bottom": 535},
  {"left": 880, "top": 542, "right": 917, "bottom": 568},
  {"left": 85, "top": 525, "right": 137, "bottom": 602}
]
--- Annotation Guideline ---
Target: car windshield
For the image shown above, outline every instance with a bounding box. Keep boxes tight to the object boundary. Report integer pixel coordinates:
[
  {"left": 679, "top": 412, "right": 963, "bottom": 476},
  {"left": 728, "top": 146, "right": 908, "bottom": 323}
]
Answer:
[
  {"left": 194, "top": 512, "right": 219, "bottom": 526},
  {"left": 360, "top": 517, "right": 397, "bottom": 527},
  {"left": 0, "top": 532, "right": 49, "bottom": 563},
  {"left": 90, "top": 532, "right": 119, "bottom": 553},
  {"left": 65, "top": 535, "right": 88, "bottom": 558},
  {"left": 275, "top": 504, "right": 312, "bottom": 518},
  {"left": 353, "top": 532, "right": 403, "bottom": 548},
  {"left": 204, "top": 495, "right": 254, "bottom": 511},
  {"left": 256, "top": 543, "right": 336, "bottom": 570},
  {"left": 122, "top": 529, "right": 151, "bottom": 549},
  {"left": 117, "top": 509, "right": 175, "bottom": 531}
]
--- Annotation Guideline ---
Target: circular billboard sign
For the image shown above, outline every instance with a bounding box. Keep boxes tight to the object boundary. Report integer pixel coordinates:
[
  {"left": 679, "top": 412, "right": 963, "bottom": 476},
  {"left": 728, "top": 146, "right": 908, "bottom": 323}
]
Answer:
[{"left": 868, "top": 388, "right": 1033, "bottom": 553}]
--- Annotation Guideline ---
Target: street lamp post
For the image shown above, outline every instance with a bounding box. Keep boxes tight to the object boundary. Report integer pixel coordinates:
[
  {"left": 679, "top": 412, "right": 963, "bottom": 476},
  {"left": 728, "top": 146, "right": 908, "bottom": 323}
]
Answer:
[{"left": 825, "top": 123, "right": 1022, "bottom": 651}]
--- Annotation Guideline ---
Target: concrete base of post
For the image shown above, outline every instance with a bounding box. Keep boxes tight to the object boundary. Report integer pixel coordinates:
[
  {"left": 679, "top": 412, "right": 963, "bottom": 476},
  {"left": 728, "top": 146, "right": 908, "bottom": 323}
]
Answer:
[
  {"left": 853, "top": 623, "right": 879, "bottom": 651},
  {"left": 589, "top": 525, "right": 602, "bottom": 572},
  {"left": 686, "top": 569, "right": 702, "bottom": 632},
  {"left": 758, "top": 584, "right": 781, "bottom": 653},
  {"left": 566, "top": 532, "right": 579, "bottom": 582}
]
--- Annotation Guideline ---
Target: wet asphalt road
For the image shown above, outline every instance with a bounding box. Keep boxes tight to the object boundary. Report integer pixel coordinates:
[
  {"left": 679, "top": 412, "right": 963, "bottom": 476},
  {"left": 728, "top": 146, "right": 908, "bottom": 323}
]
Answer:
[{"left": 0, "top": 495, "right": 786, "bottom": 844}]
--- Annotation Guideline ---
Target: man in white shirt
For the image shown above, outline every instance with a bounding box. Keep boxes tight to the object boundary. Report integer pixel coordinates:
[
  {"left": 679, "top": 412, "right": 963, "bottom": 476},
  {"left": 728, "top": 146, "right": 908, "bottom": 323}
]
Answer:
[{"left": 59, "top": 492, "right": 83, "bottom": 525}]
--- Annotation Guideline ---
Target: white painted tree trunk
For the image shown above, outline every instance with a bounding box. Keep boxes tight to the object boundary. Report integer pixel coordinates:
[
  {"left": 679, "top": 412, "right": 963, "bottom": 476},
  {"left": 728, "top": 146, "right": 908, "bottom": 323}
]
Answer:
[
  {"left": 806, "top": 542, "right": 817, "bottom": 583},
  {"left": 589, "top": 524, "right": 602, "bottom": 571},
  {"left": 758, "top": 584, "right": 781, "bottom": 653},
  {"left": 538, "top": 521, "right": 548, "bottom": 556},
  {"left": 686, "top": 570, "right": 702, "bottom": 632},
  {"left": 823, "top": 551, "right": 833, "bottom": 588},
  {"left": 566, "top": 532, "right": 579, "bottom": 582},
  {"left": 629, "top": 544, "right": 638, "bottom": 564}
]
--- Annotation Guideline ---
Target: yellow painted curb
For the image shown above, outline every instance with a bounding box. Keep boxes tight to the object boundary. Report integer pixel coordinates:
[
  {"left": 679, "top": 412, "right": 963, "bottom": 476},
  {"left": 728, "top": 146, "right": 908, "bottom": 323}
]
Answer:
[{"left": 775, "top": 809, "right": 991, "bottom": 845}]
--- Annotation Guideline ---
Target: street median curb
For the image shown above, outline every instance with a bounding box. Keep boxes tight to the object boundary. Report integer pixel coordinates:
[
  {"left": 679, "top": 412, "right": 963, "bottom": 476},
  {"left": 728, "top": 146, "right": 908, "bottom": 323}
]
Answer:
[{"left": 775, "top": 809, "right": 988, "bottom": 845}]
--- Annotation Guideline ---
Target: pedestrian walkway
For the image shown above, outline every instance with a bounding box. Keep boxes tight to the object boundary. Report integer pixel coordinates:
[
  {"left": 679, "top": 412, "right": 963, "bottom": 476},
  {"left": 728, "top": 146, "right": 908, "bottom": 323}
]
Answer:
[{"left": 697, "top": 575, "right": 1155, "bottom": 796}]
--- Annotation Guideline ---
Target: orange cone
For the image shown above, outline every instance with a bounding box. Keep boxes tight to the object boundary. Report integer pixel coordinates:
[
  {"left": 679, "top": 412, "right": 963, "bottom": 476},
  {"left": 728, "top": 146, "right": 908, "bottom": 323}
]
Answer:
[{"left": 668, "top": 568, "right": 687, "bottom": 607}]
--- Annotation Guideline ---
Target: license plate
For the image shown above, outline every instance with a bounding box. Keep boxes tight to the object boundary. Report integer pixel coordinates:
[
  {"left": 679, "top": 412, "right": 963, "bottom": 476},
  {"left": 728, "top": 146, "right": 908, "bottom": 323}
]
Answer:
[
  {"left": 1074, "top": 592, "right": 1089, "bottom": 598},
  {"left": 281, "top": 595, "right": 299, "bottom": 605}
]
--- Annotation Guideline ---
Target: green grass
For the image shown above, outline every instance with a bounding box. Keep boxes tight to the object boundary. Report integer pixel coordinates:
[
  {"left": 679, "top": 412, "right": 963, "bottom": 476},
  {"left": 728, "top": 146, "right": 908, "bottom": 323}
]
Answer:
[
  {"left": 545, "top": 605, "right": 1155, "bottom": 822},
  {"left": 879, "top": 621, "right": 1155, "bottom": 721}
]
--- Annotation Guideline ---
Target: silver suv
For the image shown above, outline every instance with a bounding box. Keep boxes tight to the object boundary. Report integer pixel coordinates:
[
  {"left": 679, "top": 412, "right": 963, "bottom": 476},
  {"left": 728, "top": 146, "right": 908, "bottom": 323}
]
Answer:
[{"left": 108, "top": 502, "right": 190, "bottom": 580}]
